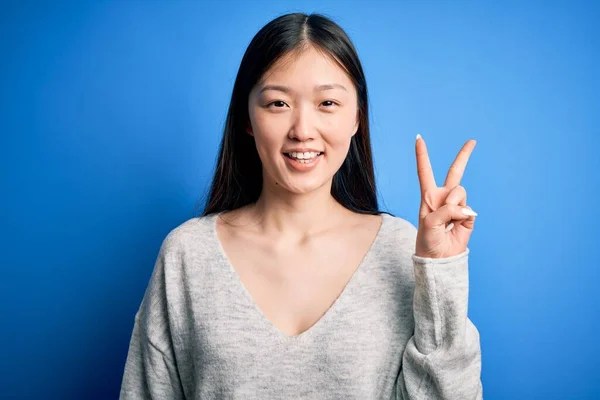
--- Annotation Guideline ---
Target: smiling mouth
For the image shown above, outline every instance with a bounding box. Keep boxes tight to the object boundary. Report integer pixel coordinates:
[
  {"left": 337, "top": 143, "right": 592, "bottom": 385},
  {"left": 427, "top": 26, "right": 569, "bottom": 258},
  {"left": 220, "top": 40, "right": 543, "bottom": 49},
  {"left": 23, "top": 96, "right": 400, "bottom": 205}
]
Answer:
[
  {"left": 283, "top": 152, "right": 324, "bottom": 163},
  {"left": 283, "top": 152, "right": 324, "bottom": 158}
]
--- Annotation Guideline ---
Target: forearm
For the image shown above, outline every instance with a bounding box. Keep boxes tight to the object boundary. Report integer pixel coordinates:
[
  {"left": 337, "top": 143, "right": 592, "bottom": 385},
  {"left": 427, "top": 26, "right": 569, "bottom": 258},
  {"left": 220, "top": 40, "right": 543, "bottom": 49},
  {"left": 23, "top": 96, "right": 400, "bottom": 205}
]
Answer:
[{"left": 397, "top": 249, "right": 483, "bottom": 399}]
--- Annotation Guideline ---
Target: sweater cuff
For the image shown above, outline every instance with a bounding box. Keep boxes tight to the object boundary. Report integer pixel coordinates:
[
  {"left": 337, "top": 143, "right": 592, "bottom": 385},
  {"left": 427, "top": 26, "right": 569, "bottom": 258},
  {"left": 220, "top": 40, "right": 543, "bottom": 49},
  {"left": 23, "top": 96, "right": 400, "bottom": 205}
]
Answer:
[{"left": 412, "top": 248, "right": 470, "bottom": 265}]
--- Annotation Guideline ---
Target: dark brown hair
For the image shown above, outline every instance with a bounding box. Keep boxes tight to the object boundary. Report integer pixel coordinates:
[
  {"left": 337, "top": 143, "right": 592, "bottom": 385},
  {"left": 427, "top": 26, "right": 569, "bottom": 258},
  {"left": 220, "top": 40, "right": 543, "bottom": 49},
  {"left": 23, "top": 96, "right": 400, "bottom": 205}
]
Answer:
[{"left": 198, "top": 12, "right": 389, "bottom": 217}]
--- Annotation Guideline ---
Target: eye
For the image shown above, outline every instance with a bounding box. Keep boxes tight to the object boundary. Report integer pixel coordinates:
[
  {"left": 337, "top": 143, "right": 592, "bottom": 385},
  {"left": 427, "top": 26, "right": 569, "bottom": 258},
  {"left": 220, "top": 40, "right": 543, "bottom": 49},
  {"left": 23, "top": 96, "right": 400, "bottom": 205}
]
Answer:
[
  {"left": 266, "top": 100, "right": 288, "bottom": 108},
  {"left": 321, "top": 100, "right": 339, "bottom": 108},
  {"left": 265, "top": 100, "right": 339, "bottom": 109}
]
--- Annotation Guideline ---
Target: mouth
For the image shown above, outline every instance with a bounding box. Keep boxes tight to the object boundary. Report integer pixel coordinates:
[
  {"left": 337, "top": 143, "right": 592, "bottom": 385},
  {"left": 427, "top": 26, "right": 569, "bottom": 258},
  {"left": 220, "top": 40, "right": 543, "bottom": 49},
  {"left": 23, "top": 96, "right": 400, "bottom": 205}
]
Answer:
[
  {"left": 283, "top": 152, "right": 324, "bottom": 163},
  {"left": 282, "top": 151, "right": 324, "bottom": 170}
]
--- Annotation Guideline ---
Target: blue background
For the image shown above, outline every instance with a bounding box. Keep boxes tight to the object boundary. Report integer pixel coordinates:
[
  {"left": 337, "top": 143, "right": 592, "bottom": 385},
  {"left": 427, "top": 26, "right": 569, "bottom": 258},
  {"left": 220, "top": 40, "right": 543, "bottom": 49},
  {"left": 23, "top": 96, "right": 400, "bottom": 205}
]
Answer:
[{"left": 2, "top": 0, "right": 598, "bottom": 398}]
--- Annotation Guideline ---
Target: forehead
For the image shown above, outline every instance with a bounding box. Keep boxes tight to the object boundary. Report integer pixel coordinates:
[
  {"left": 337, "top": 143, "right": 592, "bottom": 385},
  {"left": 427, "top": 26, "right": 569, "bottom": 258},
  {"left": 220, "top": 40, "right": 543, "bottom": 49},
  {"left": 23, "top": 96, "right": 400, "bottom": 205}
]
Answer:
[{"left": 258, "top": 46, "right": 353, "bottom": 89}]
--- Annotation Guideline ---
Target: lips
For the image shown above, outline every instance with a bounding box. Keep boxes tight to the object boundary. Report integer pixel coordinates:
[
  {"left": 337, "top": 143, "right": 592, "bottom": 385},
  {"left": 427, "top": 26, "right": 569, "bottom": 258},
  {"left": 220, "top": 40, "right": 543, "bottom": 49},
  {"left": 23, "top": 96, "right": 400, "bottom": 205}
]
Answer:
[
  {"left": 283, "top": 152, "right": 322, "bottom": 160},
  {"left": 283, "top": 152, "right": 323, "bottom": 171}
]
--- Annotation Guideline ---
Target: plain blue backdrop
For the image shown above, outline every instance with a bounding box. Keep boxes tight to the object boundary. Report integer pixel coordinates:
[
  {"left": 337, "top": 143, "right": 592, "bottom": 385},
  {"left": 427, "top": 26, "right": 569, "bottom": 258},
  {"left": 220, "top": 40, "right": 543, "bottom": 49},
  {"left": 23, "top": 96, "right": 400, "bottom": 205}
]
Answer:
[{"left": 1, "top": 0, "right": 598, "bottom": 398}]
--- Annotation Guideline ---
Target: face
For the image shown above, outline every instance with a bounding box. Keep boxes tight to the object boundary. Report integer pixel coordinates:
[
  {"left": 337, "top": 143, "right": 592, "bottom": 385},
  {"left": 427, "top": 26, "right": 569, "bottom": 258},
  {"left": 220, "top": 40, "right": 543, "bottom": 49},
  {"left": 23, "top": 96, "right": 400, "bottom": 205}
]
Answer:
[{"left": 247, "top": 45, "right": 359, "bottom": 195}]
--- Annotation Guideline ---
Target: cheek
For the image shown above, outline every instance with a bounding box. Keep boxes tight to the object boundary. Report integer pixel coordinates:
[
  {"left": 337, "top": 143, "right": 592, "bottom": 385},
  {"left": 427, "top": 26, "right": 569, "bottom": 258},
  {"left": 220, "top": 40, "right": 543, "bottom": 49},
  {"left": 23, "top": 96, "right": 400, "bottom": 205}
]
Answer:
[
  {"left": 323, "top": 112, "right": 357, "bottom": 146},
  {"left": 249, "top": 105, "right": 357, "bottom": 154},
  {"left": 249, "top": 111, "right": 281, "bottom": 146},
  {"left": 251, "top": 127, "right": 286, "bottom": 165},
  {"left": 324, "top": 104, "right": 358, "bottom": 130}
]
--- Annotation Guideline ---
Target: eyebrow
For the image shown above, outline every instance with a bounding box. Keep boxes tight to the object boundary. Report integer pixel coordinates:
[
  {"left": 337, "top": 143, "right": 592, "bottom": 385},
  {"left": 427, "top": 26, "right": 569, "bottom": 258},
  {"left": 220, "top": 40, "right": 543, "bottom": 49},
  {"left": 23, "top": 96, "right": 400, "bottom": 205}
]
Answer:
[{"left": 258, "top": 83, "right": 348, "bottom": 94}]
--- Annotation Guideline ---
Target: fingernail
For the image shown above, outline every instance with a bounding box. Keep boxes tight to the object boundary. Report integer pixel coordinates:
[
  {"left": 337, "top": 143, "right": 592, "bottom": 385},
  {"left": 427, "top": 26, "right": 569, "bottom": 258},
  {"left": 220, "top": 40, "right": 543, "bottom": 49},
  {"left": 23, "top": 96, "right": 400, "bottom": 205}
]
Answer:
[
  {"left": 416, "top": 134, "right": 422, "bottom": 141},
  {"left": 461, "top": 207, "right": 478, "bottom": 216}
]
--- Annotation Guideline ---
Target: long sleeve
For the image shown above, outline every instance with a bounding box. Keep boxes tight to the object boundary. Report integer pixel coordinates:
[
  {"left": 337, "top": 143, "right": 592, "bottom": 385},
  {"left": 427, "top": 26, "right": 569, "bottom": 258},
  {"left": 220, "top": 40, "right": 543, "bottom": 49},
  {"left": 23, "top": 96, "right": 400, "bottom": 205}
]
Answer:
[
  {"left": 396, "top": 248, "right": 483, "bottom": 399},
  {"left": 119, "top": 237, "right": 186, "bottom": 400}
]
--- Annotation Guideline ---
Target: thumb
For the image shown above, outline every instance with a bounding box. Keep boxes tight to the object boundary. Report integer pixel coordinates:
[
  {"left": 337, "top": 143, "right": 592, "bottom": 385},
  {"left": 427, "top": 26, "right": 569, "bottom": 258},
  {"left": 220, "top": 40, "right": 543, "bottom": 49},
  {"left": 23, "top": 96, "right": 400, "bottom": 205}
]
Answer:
[{"left": 424, "top": 203, "right": 478, "bottom": 228}]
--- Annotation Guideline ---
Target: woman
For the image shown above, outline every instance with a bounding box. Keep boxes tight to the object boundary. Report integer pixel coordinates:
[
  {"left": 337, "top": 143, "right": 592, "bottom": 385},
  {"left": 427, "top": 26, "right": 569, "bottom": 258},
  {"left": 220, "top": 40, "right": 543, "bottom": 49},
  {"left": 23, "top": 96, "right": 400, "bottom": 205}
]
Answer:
[{"left": 120, "top": 12, "right": 483, "bottom": 400}]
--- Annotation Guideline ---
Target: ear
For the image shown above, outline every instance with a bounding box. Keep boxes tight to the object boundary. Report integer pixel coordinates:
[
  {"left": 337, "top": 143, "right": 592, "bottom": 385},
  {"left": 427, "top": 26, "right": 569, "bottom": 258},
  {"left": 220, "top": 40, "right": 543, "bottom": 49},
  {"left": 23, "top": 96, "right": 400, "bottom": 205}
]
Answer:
[
  {"left": 352, "top": 111, "right": 360, "bottom": 136},
  {"left": 246, "top": 124, "right": 254, "bottom": 137}
]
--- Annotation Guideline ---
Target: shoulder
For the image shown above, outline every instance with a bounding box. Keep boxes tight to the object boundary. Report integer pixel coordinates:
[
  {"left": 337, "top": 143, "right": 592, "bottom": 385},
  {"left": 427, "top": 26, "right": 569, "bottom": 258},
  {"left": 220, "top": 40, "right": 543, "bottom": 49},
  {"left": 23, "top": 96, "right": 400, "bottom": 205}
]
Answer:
[
  {"left": 375, "top": 213, "right": 418, "bottom": 259},
  {"left": 158, "top": 213, "right": 219, "bottom": 257},
  {"left": 349, "top": 211, "right": 417, "bottom": 244},
  {"left": 381, "top": 212, "right": 417, "bottom": 238}
]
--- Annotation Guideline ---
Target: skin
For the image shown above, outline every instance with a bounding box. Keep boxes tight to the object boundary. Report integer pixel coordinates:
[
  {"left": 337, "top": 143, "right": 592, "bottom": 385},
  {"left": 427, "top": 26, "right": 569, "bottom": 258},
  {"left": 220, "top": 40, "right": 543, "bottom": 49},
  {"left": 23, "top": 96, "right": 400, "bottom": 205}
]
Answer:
[
  {"left": 215, "top": 44, "right": 478, "bottom": 335},
  {"left": 415, "top": 136, "right": 478, "bottom": 258},
  {"left": 216, "top": 44, "right": 382, "bottom": 336},
  {"left": 231, "top": 44, "right": 364, "bottom": 238}
]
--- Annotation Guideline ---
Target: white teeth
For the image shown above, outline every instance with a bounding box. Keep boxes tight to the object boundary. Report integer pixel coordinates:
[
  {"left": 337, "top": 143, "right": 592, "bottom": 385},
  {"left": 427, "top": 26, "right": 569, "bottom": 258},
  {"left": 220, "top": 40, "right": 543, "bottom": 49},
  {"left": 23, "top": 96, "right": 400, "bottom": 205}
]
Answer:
[{"left": 289, "top": 151, "right": 320, "bottom": 160}]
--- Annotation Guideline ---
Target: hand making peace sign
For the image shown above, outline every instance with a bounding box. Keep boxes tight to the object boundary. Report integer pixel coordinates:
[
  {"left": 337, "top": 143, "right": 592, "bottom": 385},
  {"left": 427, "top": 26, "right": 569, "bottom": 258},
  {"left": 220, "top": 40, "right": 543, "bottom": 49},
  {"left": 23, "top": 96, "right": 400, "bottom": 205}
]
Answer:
[{"left": 414, "top": 134, "right": 478, "bottom": 259}]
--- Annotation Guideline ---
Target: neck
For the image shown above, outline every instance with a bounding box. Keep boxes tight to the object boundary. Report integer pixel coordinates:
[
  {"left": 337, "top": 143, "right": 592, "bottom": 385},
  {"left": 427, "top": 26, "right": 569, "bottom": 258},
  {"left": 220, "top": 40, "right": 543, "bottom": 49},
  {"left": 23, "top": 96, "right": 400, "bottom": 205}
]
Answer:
[{"left": 250, "top": 178, "right": 349, "bottom": 238}]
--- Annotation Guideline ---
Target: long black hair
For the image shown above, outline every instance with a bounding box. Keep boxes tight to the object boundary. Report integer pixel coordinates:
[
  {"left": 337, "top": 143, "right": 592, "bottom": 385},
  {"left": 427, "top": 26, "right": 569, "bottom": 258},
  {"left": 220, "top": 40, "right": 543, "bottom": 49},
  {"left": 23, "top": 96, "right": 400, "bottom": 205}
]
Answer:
[{"left": 199, "top": 12, "right": 389, "bottom": 217}]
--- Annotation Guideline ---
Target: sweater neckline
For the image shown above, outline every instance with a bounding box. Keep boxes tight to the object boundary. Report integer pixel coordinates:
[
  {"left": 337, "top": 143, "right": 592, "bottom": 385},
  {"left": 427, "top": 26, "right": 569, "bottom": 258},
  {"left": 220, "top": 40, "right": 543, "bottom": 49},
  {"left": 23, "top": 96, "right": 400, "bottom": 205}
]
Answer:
[{"left": 209, "top": 211, "right": 389, "bottom": 344}]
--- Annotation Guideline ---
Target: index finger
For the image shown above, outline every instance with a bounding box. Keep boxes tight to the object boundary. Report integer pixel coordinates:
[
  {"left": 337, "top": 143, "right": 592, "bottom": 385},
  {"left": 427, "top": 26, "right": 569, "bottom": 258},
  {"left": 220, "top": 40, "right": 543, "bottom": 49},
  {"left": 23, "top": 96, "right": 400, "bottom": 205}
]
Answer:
[
  {"left": 443, "top": 139, "right": 476, "bottom": 188},
  {"left": 415, "top": 134, "right": 437, "bottom": 193}
]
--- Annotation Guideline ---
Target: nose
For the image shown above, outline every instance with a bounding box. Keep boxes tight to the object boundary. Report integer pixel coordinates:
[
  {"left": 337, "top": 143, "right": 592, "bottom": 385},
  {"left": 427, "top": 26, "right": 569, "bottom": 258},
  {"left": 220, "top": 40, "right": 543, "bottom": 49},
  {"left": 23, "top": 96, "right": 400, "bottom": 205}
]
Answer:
[{"left": 288, "top": 104, "right": 316, "bottom": 142}]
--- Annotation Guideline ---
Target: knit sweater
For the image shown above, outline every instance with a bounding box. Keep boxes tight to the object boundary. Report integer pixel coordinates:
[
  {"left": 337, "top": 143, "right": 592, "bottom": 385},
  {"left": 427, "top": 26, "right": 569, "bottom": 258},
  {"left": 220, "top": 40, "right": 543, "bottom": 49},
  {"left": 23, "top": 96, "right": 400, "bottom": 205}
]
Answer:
[{"left": 119, "top": 212, "right": 483, "bottom": 399}]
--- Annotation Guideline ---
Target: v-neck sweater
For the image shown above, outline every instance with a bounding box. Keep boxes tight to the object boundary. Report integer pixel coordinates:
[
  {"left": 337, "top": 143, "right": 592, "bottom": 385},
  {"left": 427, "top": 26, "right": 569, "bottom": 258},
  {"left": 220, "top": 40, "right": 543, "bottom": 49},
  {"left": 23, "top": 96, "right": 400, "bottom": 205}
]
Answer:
[{"left": 119, "top": 212, "right": 483, "bottom": 399}]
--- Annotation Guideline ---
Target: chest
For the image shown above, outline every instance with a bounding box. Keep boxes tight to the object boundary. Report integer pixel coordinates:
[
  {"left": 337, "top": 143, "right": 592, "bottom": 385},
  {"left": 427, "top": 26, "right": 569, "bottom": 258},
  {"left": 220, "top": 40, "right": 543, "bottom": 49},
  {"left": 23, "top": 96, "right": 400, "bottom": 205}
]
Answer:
[
  {"left": 218, "top": 221, "right": 381, "bottom": 337},
  {"left": 179, "top": 244, "right": 413, "bottom": 397}
]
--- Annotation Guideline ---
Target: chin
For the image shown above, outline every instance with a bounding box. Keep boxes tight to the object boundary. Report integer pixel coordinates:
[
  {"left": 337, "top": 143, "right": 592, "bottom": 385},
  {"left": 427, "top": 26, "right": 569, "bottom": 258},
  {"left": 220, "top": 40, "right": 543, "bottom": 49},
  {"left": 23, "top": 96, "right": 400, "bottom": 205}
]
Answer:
[{"left": 282, "top": 177, "right": 332, "bottom": 195}]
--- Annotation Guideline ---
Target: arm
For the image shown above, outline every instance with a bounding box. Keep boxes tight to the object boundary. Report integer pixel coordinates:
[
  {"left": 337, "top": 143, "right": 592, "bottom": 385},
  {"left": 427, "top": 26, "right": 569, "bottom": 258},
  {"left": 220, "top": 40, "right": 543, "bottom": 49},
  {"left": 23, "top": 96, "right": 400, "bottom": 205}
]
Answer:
[
  {"left": 396, "top": 249, "right": 483, "bottom": 399},
  {"left": 119, "top": 238, "right": 185, "bottom": 399}
]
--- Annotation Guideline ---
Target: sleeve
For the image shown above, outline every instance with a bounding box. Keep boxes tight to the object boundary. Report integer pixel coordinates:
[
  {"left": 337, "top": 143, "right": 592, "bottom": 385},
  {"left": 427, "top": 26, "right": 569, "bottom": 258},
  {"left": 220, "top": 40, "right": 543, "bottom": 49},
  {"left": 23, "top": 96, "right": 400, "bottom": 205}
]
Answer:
[
  {"left": 119, "top": 237, "right": 186, "bottom": 400},
  {"left": 396, "top": 248, "right": 483, "bottom": 399}
]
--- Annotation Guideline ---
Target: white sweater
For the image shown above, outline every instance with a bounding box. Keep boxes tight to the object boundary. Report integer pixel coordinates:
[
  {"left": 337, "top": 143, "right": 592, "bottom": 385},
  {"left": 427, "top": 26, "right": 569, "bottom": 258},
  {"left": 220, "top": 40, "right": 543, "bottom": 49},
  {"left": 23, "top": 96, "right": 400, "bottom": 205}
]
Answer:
[{"left": 120, "top": 212, "right": 483, "bottom": 399}]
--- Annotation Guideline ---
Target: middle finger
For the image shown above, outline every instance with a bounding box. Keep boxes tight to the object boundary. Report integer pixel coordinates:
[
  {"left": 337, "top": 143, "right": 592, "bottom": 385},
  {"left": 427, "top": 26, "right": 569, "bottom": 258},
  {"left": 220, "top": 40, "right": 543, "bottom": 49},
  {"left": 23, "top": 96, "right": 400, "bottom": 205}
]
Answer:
[{"left": 443, "top": 140, "right": 476, "bottom": 188}]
